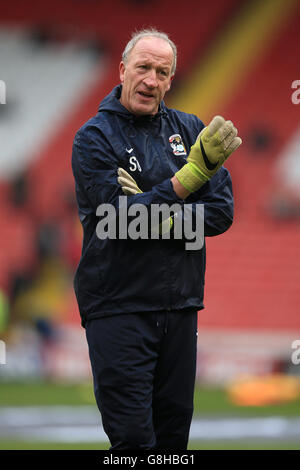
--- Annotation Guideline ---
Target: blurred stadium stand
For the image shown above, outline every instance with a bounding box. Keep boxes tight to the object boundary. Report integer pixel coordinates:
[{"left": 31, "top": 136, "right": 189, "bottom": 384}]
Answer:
[{"left": 0, "top": 0, "right": 299, "bottom": 383}]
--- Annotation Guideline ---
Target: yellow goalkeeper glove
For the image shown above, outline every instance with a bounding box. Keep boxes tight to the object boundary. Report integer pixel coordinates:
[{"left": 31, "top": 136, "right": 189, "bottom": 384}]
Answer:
[
  {"left": 175, "top": 115, "right": 242, "bottom": 193},
  {"left": 117, "top": 168, "right": 173, "bottom": 235},
  {"left": 117, "top": 167, "right": 143, "bottom": 195}
]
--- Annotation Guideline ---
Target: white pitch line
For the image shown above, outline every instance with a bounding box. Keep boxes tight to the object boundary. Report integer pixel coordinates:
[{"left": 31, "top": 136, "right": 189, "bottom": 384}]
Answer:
[{"left": 1, "top": 407, "right": 300, "bottom": 443}]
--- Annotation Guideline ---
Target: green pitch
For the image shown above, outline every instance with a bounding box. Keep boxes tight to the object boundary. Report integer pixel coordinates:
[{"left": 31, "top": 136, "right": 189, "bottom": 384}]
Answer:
[
  {"left": 0, "top": 380, "right": 300, "bottom": 450},
  {"left": 1, "top": 440, "right": 300, "bottom": 450},
  {"left": 1, "top": 380, "right": 300, "bottom": 416}
]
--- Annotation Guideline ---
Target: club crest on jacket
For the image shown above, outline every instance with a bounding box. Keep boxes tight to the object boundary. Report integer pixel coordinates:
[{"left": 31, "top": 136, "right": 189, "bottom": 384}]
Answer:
[{"left": 169, "top": 134, "right": 187, "bottom": 156}]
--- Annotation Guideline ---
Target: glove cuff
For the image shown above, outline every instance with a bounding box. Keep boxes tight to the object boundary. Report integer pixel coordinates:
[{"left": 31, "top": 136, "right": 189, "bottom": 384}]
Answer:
[
  {"left": 175, "top": 162, "right": 208, "bottom": 192},
  {"left": 159, "top": 216, "right": 173, "bottom": 235},
  {"left": 150, "top": 217, "right": 173, "bottom": 236}
]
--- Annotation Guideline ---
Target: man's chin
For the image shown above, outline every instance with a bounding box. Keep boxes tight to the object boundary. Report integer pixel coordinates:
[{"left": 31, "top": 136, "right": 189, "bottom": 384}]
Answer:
[
  {"left": 132, "top": 104, "right": 158, "bottom": 116},
  {"left": 130, "top": 96, "right": 159, "bottom": 115}
]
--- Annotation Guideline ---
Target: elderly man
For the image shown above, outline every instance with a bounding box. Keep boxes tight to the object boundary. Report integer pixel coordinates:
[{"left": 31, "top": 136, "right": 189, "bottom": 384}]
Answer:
[{"left": 72, "top": 28, "right": 241, "bottom": 450}]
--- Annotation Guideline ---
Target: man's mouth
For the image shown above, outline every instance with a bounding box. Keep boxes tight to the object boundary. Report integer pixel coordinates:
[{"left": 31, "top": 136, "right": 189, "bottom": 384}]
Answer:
[{"left": 137, "top": 91, "right": 154, "bottom": 99}]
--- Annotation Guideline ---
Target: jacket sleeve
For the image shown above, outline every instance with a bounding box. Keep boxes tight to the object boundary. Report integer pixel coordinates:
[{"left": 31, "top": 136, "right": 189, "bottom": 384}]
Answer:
[
  {"left": 178, "top": 166, "right": 234, "bottom": 238},
  {"left": 72, "top": 125, "right": 183, "bottom": 216},
  {"left": 201, "top": 167, "right": 234, "bottom": 236}
]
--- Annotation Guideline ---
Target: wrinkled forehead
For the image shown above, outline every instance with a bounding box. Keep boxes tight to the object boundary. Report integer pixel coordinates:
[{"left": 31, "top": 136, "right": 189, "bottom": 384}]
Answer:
[{"left": 128, "top": 37, "right": 174, "bottom": 69}]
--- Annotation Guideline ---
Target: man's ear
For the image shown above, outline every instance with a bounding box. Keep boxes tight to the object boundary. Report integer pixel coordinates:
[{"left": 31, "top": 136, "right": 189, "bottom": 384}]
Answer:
[
  {"left": 119, "top": 61, "right": 125, "bottom": 83},
  {"left": 166, "top": 74, "right": 174, "bottom": 92}
]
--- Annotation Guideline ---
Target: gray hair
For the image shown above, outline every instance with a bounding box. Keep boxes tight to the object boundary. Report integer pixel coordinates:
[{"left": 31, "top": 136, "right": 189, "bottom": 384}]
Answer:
[{"left": 122, "top": 28, "right": 177, "bottom": 76}]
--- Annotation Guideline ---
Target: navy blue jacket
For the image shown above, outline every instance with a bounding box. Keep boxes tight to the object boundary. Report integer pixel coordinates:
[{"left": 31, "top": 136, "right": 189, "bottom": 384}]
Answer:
[{"left": 71, "top": 85, "right": 234, "bottom": 327}]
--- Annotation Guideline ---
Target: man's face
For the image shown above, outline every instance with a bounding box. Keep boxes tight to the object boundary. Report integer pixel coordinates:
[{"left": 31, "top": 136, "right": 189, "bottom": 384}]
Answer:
[{"left": 119, "top": 37, "right": 174, "bottom": 116}]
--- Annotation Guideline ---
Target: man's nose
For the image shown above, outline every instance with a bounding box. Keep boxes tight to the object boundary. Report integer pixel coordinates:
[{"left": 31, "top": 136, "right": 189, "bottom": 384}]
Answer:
[{"left": 143, "top": 70, "right": 158, "bottom": 88}]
